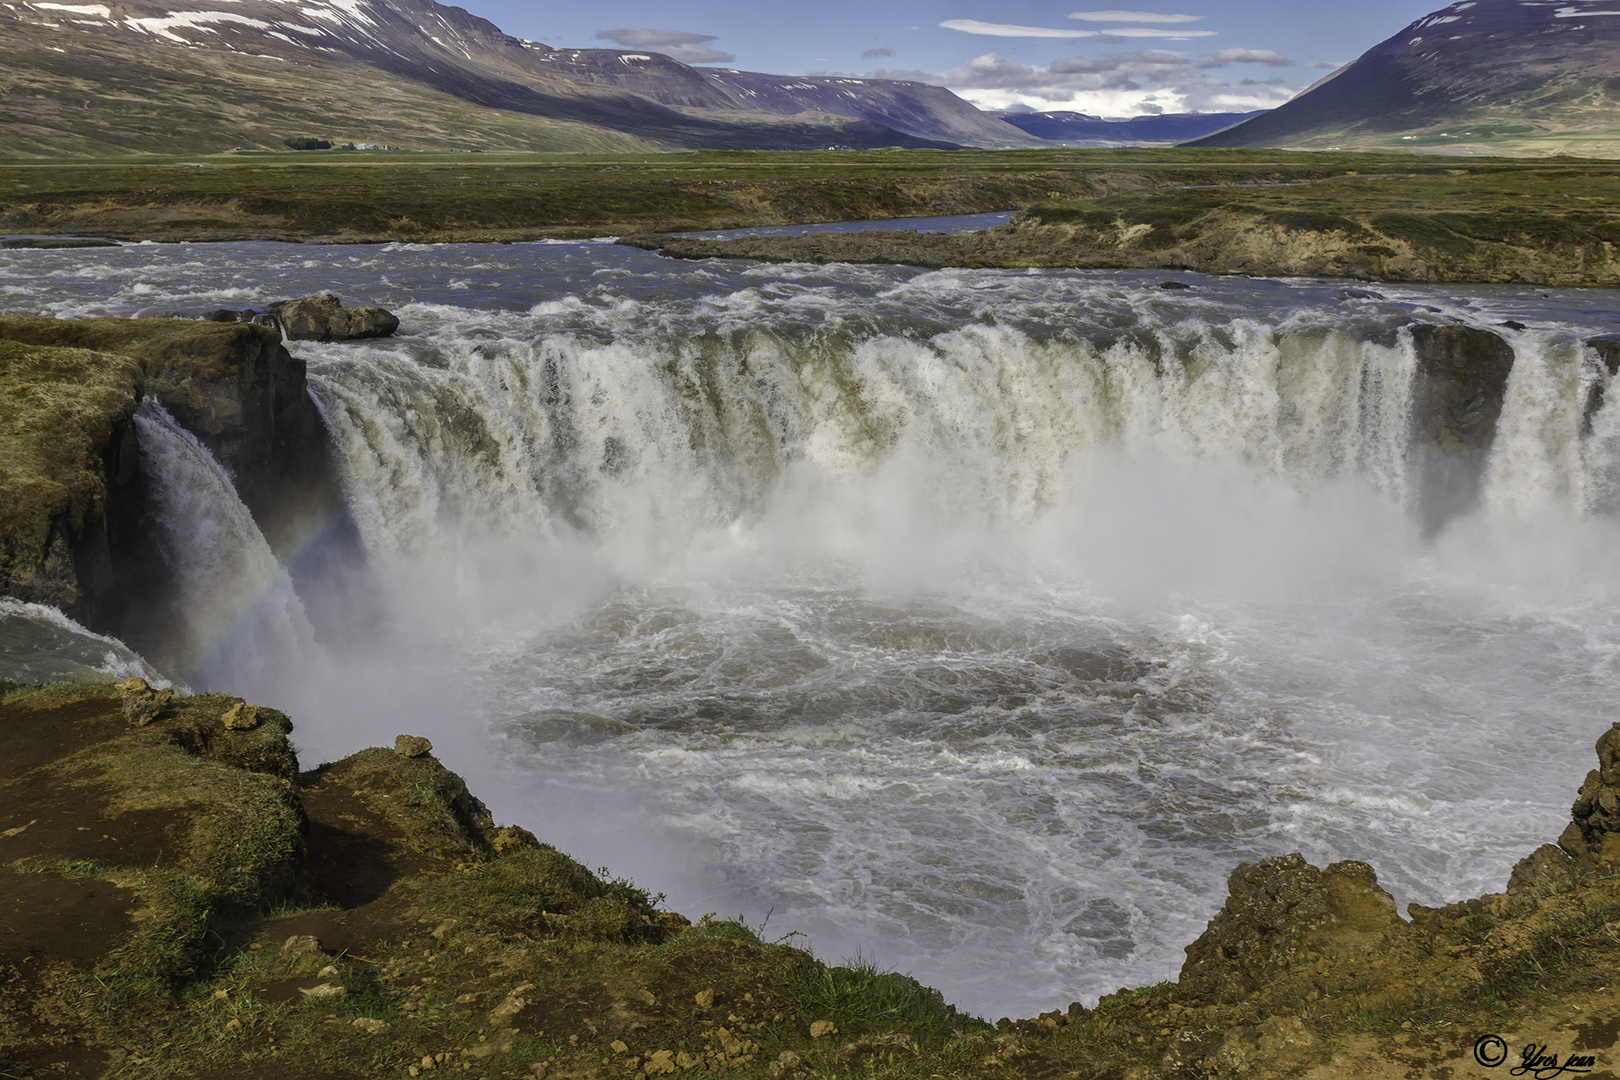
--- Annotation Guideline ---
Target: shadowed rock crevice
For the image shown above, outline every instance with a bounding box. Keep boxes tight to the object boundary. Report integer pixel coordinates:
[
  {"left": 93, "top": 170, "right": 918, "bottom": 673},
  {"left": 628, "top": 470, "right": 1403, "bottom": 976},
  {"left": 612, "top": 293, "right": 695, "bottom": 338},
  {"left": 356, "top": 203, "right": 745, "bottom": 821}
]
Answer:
[{"left": 1407, "top": 322, "right": 1517, "bottom": 533}]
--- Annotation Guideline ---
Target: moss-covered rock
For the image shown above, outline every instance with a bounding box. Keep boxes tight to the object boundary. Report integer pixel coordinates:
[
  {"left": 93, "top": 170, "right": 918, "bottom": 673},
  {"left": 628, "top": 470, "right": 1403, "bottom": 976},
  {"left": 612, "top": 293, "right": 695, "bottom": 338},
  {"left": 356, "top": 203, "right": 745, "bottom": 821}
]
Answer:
[{"left": 0, "top": 339, "right": 143, "bottom": 611}]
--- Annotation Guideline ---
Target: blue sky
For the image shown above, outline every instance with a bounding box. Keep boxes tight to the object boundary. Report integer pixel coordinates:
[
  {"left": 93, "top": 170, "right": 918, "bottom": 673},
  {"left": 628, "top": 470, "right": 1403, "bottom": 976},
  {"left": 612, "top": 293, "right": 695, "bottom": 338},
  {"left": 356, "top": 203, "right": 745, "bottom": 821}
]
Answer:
[{"left": 462, "top": 1, "right": 1448, "bottom": 116}]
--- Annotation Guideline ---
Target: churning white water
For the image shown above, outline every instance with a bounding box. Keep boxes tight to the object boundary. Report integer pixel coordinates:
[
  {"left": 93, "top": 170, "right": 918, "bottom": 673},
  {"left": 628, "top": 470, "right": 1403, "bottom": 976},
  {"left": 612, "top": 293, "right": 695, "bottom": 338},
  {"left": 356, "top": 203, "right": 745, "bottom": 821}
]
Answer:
[{"left": 5, "top": 232, "right": 1620, "bottom": 1018}]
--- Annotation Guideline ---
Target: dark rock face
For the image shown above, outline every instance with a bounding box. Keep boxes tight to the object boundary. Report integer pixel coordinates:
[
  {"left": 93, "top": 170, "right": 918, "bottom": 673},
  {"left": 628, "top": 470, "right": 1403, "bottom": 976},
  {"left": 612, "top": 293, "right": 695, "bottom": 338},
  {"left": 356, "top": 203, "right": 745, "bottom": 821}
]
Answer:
[
  {"left": 1179, "top": 854, "right": 1404, "bottom": 1004},
  {"left": 273, "top": 294, "right": 401, "bottom": 342},
  {"left": 1582, "top": 338, "right": 1620, "bottom": 435},
  {"left": 1407, "top": 324, "right": 1516, "bottom": 533}
]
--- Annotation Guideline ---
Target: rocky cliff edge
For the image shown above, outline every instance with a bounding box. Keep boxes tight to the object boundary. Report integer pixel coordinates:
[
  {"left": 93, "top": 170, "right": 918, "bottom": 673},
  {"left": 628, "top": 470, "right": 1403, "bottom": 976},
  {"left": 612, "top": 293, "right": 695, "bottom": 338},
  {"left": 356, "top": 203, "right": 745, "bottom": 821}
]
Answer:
[{"left": 5, "top": 677, "right": 1620, "bottom": 1080}]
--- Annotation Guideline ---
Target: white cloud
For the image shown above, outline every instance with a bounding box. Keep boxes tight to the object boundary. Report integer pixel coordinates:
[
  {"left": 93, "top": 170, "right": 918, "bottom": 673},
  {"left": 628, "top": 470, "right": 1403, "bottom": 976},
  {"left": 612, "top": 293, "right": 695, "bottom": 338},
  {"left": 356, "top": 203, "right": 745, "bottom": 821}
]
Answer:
[
  {"left": 594, "top": 28, "right": 735, "bottom": 64},
  {"left": 941, "top": 17, "right": 1212, "bottom": 39},
  {"left": 869, "top": 46, "right": 1301, "bottom": 118},
  {"left": 1094, "top": 27, "right": 1216, "bottom": 37},
  {"left": 940, "top": 19, "right": 1099, "bottom": 38},
  {"left": 1068, "top": 9, "right": 1204, "bottom": 22},
  {"left": 1197, "top": 48, "right": 1291, "bottom": 68}
]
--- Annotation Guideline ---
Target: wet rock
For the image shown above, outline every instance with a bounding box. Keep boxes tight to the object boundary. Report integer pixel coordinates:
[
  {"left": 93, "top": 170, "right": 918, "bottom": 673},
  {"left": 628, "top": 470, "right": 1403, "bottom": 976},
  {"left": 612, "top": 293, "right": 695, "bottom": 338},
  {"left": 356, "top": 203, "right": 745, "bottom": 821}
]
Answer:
[
  {"left": 395, "top": 734, "right": 434, "bottom": 759},
  {"left": 1407, "top": 323, "right": 1516, "bottom": 533},
  {"left": 1159, "top": 280, "right": 1192, "bottom": 289},
  {"left": 1179, "top": 854, "right": 1404, "bottom": 1004},
  {"left": 1582, "top": 339, "right": 1620, "bottom": 438},
  {"left": 203, "top": 308, "right": 279, "bottom": 328},
  {"left": 274, "top": 293, "right": 399, "bottom": 342},
  {"left": 221, "top": 700, "right": 260, "bottom": 731}
]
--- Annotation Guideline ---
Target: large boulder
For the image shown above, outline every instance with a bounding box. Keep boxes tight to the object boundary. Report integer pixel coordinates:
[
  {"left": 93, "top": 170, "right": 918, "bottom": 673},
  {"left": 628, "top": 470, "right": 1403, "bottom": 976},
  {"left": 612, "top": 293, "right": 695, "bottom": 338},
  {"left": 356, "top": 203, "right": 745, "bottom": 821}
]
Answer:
[{"left": 273, "top": 293, "right": 399, "bottom": 342}]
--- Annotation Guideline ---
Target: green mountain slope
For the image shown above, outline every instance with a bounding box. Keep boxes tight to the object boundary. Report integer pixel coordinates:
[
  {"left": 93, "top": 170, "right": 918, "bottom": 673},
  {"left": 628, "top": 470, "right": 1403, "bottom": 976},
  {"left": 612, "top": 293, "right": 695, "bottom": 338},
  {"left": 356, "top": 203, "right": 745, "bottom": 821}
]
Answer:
[{"left": 1188, "top": 0, "right": 1620, "bottom": 156}]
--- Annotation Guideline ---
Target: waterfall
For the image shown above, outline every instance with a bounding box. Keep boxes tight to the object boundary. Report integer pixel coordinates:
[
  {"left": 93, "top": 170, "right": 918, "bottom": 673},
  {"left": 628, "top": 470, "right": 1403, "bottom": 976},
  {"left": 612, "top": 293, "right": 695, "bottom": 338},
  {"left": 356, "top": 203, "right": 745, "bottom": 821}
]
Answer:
[
  {"left": 19, "top": 235, "right": 1620, "bottom": 1020},
  {"left": 132, "top": 400, "right": 318, "bottom": 695},
  {"left": 304, "top": 320, "right": 1456, "bottom": 568}
]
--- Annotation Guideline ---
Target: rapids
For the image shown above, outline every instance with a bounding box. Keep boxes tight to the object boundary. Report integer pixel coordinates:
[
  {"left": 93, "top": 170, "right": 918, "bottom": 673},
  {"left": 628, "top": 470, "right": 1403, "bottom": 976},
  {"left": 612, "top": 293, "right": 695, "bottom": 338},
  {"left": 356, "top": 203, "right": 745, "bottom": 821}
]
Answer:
[{"left": 4, "top": 231, "right": 1620, "bottom": 1017}]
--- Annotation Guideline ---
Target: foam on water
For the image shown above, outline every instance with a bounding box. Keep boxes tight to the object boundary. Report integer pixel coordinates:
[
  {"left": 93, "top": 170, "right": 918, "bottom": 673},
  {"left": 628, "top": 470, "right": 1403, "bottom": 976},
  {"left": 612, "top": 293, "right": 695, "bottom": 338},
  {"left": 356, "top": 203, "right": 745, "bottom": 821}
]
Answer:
[{"left": 5, "top": 238, "right": 1620, "bottom": 1018}]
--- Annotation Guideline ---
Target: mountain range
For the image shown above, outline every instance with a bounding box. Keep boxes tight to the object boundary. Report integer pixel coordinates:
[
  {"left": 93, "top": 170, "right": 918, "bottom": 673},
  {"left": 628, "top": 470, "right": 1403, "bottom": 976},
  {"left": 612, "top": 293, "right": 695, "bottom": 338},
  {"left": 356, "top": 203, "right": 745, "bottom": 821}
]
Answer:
[
  {"left": 0, "top": 0, "right": 1040, "bottom": 154},
  {"left": 1191, "top": 0, "right": 1620, "bottom": 154},
  {"left": 4, "top": 0, "right": 1617, "bottom": 158}
]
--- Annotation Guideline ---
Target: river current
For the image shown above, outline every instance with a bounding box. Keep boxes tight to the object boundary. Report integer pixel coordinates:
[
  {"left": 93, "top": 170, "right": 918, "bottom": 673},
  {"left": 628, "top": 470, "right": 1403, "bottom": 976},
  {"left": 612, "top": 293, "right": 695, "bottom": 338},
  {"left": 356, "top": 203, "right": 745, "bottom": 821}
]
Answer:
[{"left": 4, "top": 223, "right": 1620, "bottom": 1018}]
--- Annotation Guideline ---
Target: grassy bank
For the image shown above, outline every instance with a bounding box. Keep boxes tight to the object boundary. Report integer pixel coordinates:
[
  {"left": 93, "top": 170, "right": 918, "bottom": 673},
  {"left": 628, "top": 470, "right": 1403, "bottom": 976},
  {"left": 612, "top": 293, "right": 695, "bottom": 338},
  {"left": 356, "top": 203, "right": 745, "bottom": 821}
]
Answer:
[
  {"left": 614, "top": 151, "right": 1620, "bottom": 286},
  {"left": 3, "top": 147, "right": 1610, "bottom": 247}
]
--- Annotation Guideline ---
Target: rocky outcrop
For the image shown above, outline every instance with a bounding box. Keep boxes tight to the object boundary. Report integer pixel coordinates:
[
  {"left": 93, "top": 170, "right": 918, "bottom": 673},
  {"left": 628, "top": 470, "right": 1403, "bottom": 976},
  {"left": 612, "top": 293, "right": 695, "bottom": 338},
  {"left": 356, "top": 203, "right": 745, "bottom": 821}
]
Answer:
[
  {"left": 1571, "top": 722, "right": 1620, "bottom": 851},
  {"left": 273, "top": 293, "right": 400, "bottom": 342},
  {"left": 1505, "top": 721, "right": 1620, "bottom": 896},
  {"left": 0, "top": 317, "right": 360, "bottom": 660},
  {"left": 8, "top": 675, "right": 1620, "bottom": 1080},
  {"left": 1179, "top": 855, "right": 1407, "bottom": 1005},
  {"left": 0, "top": 338, "right": 146, "bottom": 621},
  {"left": 1407, "top": 323, "right": 1517, "bottom": 533}
]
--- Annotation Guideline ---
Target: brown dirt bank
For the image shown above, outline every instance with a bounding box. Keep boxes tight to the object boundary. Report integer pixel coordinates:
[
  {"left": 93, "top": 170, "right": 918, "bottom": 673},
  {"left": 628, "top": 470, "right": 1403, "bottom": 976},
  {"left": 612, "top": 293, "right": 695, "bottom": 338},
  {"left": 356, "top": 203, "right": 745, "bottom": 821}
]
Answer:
[{"left": 5, "top": 676, "right": 1620, "bottom": 1079}]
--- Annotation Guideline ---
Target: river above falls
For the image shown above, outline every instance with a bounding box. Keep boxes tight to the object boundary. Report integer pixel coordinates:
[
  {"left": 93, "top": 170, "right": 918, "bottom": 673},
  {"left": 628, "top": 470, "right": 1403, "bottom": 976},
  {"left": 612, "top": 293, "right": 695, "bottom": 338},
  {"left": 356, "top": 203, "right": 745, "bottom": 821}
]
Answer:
[{"left": 3, "top": 230, "right": 1620, "bottom": 1019}]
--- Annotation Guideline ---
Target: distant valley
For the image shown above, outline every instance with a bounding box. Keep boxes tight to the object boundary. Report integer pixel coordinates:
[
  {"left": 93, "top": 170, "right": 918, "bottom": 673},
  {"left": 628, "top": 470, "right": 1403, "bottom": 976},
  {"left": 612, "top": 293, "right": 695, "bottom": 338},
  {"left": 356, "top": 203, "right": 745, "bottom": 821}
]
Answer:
[{"left": 997, "top": 111, "right": 1265, "bottom": 146}]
